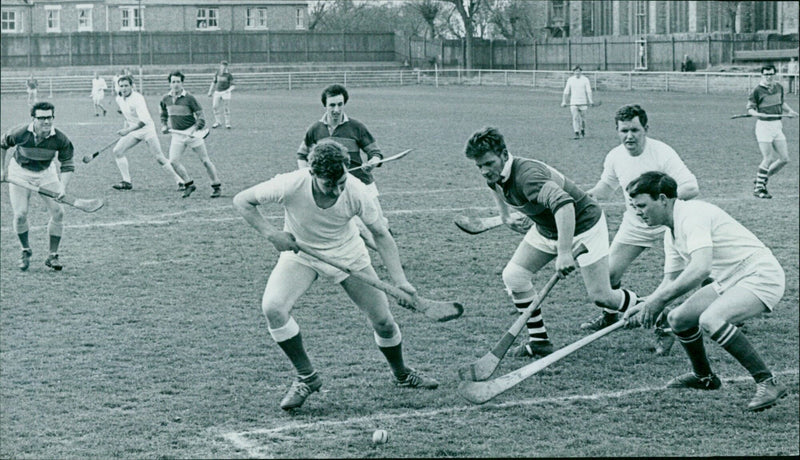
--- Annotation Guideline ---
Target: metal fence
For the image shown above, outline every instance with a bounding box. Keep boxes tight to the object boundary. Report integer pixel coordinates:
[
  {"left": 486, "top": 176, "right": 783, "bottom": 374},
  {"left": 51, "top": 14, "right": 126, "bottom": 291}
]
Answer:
[{"left": 2, "top": 68, "right": 795, "bottom": 97}]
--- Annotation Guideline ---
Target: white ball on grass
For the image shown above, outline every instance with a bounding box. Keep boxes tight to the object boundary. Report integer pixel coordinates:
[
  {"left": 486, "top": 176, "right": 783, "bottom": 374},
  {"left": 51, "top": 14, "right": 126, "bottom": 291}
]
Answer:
[{"left": 372, "top": 429, "right": 389, "bottom": 445}]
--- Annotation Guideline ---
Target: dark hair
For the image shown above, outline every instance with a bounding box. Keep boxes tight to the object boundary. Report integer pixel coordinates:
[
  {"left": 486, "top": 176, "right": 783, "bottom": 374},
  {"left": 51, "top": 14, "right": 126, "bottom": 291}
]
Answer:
[
  {"left": 321, "top": 84, "right": 348, "bottom": 106},
  {"left": 761, "top": 64, "right": 776, "bottom": 74},
  {"left": 626, "top": 171, "right": 678, "bottom": 200},
  {"left": 464, "top": 126, "right": 508, "bottom": 160},
  {"left": 30, "top": 101, "right": 55, "bottom": 118},
  {"left": 309, "top": 140, "right": 350, "bottom": 181},
  {"left": 220, "top": 60, "right": 228, "bottom": 66},
  {"left": 168, "top": 71, "right": 185, "bottom": 82},
  {"left": 614, "top": 104, "right": 648, "bottom": 128},
  {"left": 572, "top": 65, "right": 582, "bottom": 71},
  {"left": 118, "top": 75, "right": 134, "bottom": 86}
]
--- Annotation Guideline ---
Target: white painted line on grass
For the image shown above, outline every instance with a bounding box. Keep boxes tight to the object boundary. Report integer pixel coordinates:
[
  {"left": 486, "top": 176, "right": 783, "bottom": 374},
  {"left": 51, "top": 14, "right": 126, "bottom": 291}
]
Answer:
[{"left": 219, "top": 369, "right": 798, "bottom": 457}]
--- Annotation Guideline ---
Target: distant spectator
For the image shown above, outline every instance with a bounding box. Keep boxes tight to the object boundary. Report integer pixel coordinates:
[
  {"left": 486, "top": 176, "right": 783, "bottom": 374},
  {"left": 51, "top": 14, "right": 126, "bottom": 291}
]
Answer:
[
  {"left": 25, "top": 74, "right": 38, "bottom": 105},
  {"left": 680, "top": 55, "right": 696, "bottom": 72},
  {"left": 787, "top": 57, "right": 798, "bottom": 94}
]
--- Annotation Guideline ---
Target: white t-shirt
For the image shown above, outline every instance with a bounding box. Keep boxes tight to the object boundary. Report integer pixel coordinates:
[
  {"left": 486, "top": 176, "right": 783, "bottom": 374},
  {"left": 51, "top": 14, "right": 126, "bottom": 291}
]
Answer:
[
  {"left": 115, "top": 91, "right": 155, "bottom": 130},
  {"left": 599, "top": 137, "right": 697, "bottom": 228},
  {"left": 91, "top": 77, "right": 108, "bottom": 96},
  {"left": 251, "top": 169, "right": 380, "bottom": 252},
  {"left": 563, "top": 75, "right": 593, "bottom": 105},
  {"left": 664, "top": 200, "right": 766, "bottom": 283}
]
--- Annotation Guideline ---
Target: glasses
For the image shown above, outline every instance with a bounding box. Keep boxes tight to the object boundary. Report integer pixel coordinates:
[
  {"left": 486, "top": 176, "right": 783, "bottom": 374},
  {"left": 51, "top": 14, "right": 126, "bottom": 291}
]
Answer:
[
  {"left": 34, "top": 116, "right": 54, "bottom": 121},
  {"left": 763, "top": 72, "right": 776, "bottom": 76}
]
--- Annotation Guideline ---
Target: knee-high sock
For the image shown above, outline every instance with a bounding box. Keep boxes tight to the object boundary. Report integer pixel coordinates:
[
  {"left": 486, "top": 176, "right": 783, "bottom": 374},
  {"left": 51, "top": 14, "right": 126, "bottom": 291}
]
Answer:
[
  {"left": 710, "top": 322, "right": 772, "bottom": 383},
  {"left": 755, "top": 167, "right": 769, "bottom": 189},
  {"left": 375, "top": 323, "right": 408, "bottom": 378},
  {"left": 675, "top": 326, "right": 713, "bottom": 377},
  {"left": 515, "top": 300, "right": 549, "bottom": 343},
  {"left": 270, "top": 317, "right": 314, "bottom": 377}
]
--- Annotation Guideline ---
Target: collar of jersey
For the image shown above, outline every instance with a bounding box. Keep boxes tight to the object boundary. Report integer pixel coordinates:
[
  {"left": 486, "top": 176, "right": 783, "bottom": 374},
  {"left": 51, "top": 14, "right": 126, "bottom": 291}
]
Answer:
[
  {"left": 320, "top": 112, "right": 348, "bottom": 126},
  {"left": 499, "top": 153, "right": 514, "bottom": 183},
  {"left": 27, "top": 123, "right": 55, "bottom": 139}
]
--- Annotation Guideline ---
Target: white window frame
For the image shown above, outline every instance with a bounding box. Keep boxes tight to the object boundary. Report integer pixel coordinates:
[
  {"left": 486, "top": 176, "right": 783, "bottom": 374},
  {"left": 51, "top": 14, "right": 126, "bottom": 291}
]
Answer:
[
  {"left": 295, "top": 7, "right": 304, "bottom": 29},
  {"left": 196, "top": 8, "right": 219, "bottom": 30},
  {"left": 120, "top": 6, "right": 144, "bottom": 31},
  {"left": 1, "top": 10, "right": 23, "bottom": 34},
  {"left": 77, "top": 4, "right": 94, "bottom": 32},
  {"left": 45, "top": 5, "right": 62, "bottom": 33},
  {"left": 246, "top": 7, "right": 268, "bottom": 30}
]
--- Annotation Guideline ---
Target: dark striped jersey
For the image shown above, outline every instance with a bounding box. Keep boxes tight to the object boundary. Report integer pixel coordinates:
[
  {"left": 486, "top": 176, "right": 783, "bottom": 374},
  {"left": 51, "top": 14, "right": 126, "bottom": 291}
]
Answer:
[
  {"left": 493, "top": 156, "right": 602, "bottom": 240},
  {"left": 748, "top": 82, "right": 784, "bottom": 120},
  {"left": 1, "top": 123, "right": 75, "bottom": 173},
  {"left": 159, "top": 90, "right": 206, "bottom": 131},
  {"left": 297, "top": 115, "right": 382, "bottom": 185},
  {"left": 212, "top": 71, "right": 234, "bottom": 92}
]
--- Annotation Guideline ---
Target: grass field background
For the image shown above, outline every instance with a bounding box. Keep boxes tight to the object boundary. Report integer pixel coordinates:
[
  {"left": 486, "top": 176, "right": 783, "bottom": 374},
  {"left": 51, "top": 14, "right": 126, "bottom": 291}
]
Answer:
[{"left": 1, "top": 84, "right": 798, "bottom": 458}]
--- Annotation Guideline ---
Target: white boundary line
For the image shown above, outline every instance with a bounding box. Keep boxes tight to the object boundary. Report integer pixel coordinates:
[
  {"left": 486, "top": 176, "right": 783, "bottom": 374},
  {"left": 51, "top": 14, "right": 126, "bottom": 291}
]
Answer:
[{"left": 219, "top": 369, "right": 798, "bottom": 457}]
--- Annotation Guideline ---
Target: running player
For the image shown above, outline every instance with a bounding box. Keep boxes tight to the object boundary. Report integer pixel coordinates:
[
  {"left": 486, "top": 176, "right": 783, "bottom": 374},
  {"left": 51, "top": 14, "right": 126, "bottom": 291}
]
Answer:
[
  {"left": 464, "top": 127, "right": 640, "bottom": 358},
  {"left": 207, "top": 60, "right": 234, "bottom": 129},
  {"left": 580, "top": 104, "right": 698, "bottom": 346},
  {"left": 747, "top": 64, "right": 798, "bottom": 199},
  {"left": 297, "top": 84, "right": 387, "bottom": 248},
  {"left": 91, "top": 72, "right": 108, "bottom": 117},
  {"left": 234, "top": 139, "right": 438, "bottom": 411},
  {"left": 624, "top": 171, "right": 787, "bottom": 412},
  {"left": 561, "top": 66, "right": 594, "bottom": 139},
  {"left": 159, "top": 70, "right": 222, "bottom": 198},
  {"left": 1, "top": 102, "right": 75, "bottom": 271},
  {"left": 110, "top": 75, "right": 186, "bottom": 191}
]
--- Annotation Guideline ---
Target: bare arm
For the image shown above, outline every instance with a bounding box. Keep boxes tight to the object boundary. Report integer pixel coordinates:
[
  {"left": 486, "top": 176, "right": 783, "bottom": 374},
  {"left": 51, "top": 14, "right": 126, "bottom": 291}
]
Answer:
[
  {"left": 585, "top": 181, "right": 616, "bottom": 201},
  {"left": 553, "top": 203, "right": 577, "bottom": 278},
  {"left": 366, "top": 220, "right": 414, "bottom": 293},
  {"left": 232, "top": 188, "right": 299, "bottom": 253}
]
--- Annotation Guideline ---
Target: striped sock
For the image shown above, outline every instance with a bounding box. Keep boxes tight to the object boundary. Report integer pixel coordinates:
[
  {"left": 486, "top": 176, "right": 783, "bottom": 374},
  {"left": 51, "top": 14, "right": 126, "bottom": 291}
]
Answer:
[
  {"left": 602, "top": 288, "right": 636, "bottom": 315},
  {"left": 710, "top": 322, "right": 772, "bottom": 383},
  {"left": 516, "top": 302, "right": 549, "bottom": 343},
  {"left": 675, "top": 326, "right": 713, "bottom": 378},
  {"left": 754, "top": 167, "right": 769, "bottom": 190}
]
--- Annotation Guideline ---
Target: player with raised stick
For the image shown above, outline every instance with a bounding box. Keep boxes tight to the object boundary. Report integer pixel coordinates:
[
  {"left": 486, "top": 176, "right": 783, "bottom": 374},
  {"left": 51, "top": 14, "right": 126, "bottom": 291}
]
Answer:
[
  {"left": 159, "top": 70, "right": 222, "bottom": 198},
  {"left": 109, "top": 75, "right": 187, "bottom": 191},
  {"left": 234, "top": 139, "right": 438, "bottom": 411},
  {"left": 623, "top": 171, "right": 787, "bottom": 412},
  {"left": 1, "top": 101, "right": 76, "bottom": 271},
  {"left": 580, "top": 104, "right": 699, "bottom": 355},
  {"left": 463, "top": 127, "right": 640, "bottom": 358},
  {"left": 746, "top": 64, "right": 798, "bottom": 199}
]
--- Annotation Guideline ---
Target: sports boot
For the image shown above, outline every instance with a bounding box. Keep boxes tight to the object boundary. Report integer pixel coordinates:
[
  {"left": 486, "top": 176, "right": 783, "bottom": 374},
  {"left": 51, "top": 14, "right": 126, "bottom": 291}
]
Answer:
[
  {"left": 182, "top": 182, "right": 197, "bottom": 198},
  {"left": 653, "top": 327, "right": 676, "bottom": 356},
  {"left": 753, "top": 187, "right": 772, "bottom": 199},
  {"left": 580, "top": 311, "right": 619, "bottom": 331},
  {"left": 280, "top": 372, "right": 322, "bottom": 411},
  {"left": 510, "top": 340, "right": 554, "bottom": 358},
  {"left": 45, "top": 253, "right": 63, "bottom": 271},
  {"left": 747, "top": 377, "right": 787, "bottom": 412},
  {"left": 19, "top": 248, "right": 32, "bottom": 271},
  {"left": 112, "top": 181, "right": 133, "bottom": 190},
  {"left": 666, "top": 372, "right": 721, "bottom": 390},
  {"left": 395, "top": 368, "right": 438, "bottom": 389},
  {"left": 210, "top": 184, "right": 222, "bottom": 198}
]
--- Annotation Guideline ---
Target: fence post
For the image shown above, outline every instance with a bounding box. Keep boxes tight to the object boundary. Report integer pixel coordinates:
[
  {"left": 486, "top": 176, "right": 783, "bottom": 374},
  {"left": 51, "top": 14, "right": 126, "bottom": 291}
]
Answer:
[
  {"left": 27, "top": 34, "right": 32, "bottom": 67},
  {"left": 514, "top": 40, "right": 518, "bottom": 70},
  {"left": 532, "top": 69, "right": 535, "bottom": 87},
  {"left": 665, "top": 72, "right": 669, "bottom": 91},
  {"left": 504, "top": 70, "right": 508, "bottom": 86},
  {"left": 533, "top": 41, "right": 537, "bottom": 70},
  {"left": 342, "top": 31, "right": 346, "bottom": 62},
  {"left": 305, "top": 32, "right": 309, "bottom": 61},
  {"left": 267, "top": 30, "right": 271, "bottom": 63},
  {"left": 567, "top": 38, "right": 571, "bottom": 70},
  {"left": 628, "top": 71, "right": 632, "bottom": 90},
  {"left": 68, "top": 33, "right": 72, "bottom": 66},
  {"left": 478, "top": 69, "right": 482, "bottom": 85},
  {"left": 149, "top": 32, "right": 154, "bottom": 65},
  {"left": 706, "top": 35, "right": 711, "bottom": 67},
  {"left": 671, "top": 36, "right": 675, "bottom": 71},
  {"left": 706, "top": 73, "right": 709, "bottom": 94},
  {"left": 189, "top": 33, "right": 193, "bottom": 64},
  {"left": 110, "top": 33, "right": 114, "bottom": 65},
  {"left": 489, "top": 39, "right": 493, "bottom": 69},
  {"left": 49, "top": 78, "right": 53, "bottom": 98},
  {"left": 289, "top": 73, "right": 292, "bottom": 91},
  {"left": 603, "top": 38, "right": 607, "bottom": 70},
  {"left": 228, "top": 31, "right": 232, "bottom": 63},
  {"left": 344, "top": 71, "right": 347, "bottom": 87}
]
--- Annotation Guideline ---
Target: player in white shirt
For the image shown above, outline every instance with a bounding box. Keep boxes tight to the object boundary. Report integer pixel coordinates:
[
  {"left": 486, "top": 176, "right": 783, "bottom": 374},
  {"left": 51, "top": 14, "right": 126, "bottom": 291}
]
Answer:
[
  {"left": 623, "top": 171, "right": 786, "bottom": 412},
  {"left": 110, "top": 75, "right": 186, "bottom": 191},
  {"left": 561, "top": 65, "right": 594, "bottom": 139},
  {"left": 233, "top": 140, "right": 438, "bottom": 411},
  {"left": 582, "top": 104, "right": 699, "bottom": 341},
  {"left": 91, "top": 72, "right": 108, "bottom": 117}
]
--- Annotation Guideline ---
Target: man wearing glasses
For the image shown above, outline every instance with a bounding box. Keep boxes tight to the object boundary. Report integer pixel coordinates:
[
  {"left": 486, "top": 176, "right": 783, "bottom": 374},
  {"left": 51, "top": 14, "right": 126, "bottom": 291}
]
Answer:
[
  {"left": 1, "top": 102, "right": 76, "bottom": 271},
  {"left": 747, "top": 64, "right": 798, "bottom": 199}
]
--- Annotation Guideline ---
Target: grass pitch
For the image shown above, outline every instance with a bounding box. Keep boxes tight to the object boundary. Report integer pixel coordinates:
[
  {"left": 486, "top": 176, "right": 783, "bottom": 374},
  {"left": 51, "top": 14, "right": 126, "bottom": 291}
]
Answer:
[{"left": 1, "top": 85, "right": 798, "bottom": 458}]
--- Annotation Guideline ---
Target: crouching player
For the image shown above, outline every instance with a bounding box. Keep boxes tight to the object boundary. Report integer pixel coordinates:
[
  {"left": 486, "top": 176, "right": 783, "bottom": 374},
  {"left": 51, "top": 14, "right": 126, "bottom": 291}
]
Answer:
[
  {"left": 233, "top": 139, "right": 438, "bottom": 411},
  {"left": 623, "top": 171, "right": 786, "bottom": 412}
]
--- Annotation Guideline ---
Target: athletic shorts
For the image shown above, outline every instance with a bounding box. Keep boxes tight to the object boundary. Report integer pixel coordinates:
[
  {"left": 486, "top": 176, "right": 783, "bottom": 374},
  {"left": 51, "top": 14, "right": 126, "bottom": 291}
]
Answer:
[
  {"left": 708, "top": 248, "right": 785, "bottom": 311},
  {"left": 275, "top": 238, "right": 371, "bottom": 284},
  {"left": 755, "top": 119, "right": 786, "bottom": 143},
  {"left": 127, "top": 126, "right": 159, "bottom": 142},
  {"left": 92, "top": 92, "right": 104, "bottom": 104},
  {"left": 170, "top": 128, "right": 205, "bottom": 149},
  {"left": 523, "top": 211, "right": 610, "bottom": 267},
  {"left": 213, "top": 89, "right": 232, "bottom": 101},
  {"left": 611, "top": 211, "right": 666, "bottom": 248},
  {"left": 8, "top": 157, "right": 59, "bottom": 189}
]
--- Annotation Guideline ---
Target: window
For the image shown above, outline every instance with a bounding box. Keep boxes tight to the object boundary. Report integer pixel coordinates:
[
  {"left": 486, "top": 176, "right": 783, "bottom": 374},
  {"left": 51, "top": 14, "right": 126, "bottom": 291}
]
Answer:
[
  {"left": 246, "top": 8, "right": 267, "bottom": 29},
  {"left": 752, "top": 1, "right": 778, "bottom": 32},
  {"left": 77, "top": 5, "right": 93, "bottom": 32},
  {"left": 549, "top": 0, "right": 565, "bottom": 26},
  {"left": 1, "top": 10, "right": 22, "bottom": 33},
  {"left": 46, "top": 6, "right": 61, "bottom": 33},
  {"left": 121, "top": 6, "right": 143, "bottom": 31},
  {"left": 295, "top": 7, "right": 304, "bottom": 29},
  {"left": 581, "top": 0, "right": 612, "bottom": 36},
  {"left": 669, "top": 1, "right": 688, "bottom": 33},
  {"left": 197, "top": 8, "right": 219, "bottom": 30},
  {"left": 634, "top": 0, "right": 647, "bottom": 36}
]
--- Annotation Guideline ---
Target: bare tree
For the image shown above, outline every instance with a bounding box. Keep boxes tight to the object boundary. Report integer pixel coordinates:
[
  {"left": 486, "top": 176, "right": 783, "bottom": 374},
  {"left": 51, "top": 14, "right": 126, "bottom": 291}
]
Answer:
[
  {"left": 308, "top": 0, "right": 331, "bottom": 31},
  {"left": 487, "top": 0, "right": 537, "bottom": 39},
  {"left": 408, "top": 0, "right": 442, "bottom": 39},
  {"left": 442, "top": 0, "right": 487, "bottom": 69}
]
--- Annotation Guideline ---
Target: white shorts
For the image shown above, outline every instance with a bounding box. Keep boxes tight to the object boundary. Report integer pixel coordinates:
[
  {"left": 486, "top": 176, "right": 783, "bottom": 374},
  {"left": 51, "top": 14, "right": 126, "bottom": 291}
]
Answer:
[
  {"left": 275, "top": 239, "right": 371, "bottom": 284},
  {"left": 8, "top": 157, "right": 59, "bottom": 188},
  {"left": 92, "top": 92, "right": 104, "bottom": 104},
  {"left": 127, "top": 126, "right": 159, "bottom": 142},
  {"left": 213, "top": 89, "right": 232, "bottom": 101},
  {"left": 523, "top": 211, "right": 610, "bottom": 267},
  {"left": 755, "top": 119, "right": 786, "bottom": 143},
  {"left": 709, "top": 248, "right": 785, "bottom": 311},
  {"left": 170, "top": 128, "right": 205, "bottom": 149},
  {"left": 611, "top": 211, "right": 666, "bottom": 248}
]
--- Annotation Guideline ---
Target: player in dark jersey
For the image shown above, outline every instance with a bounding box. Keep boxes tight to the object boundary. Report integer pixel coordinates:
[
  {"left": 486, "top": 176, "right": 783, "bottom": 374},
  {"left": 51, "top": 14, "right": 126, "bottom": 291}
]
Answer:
[
  {"left": 297, "top": 84, "right": 387, "bottom": 247},
  {"left": 747, "top": 64, "right": 798, "bottom": 199},
  {"left": 207, "top": 60, "right": 234, "bottom": 129},
  {"left": 1, "top": 102, "right": 75, "bottom": 271},
  {"left": 463, "top": 127, "right": 640, "bottom": 358}
]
